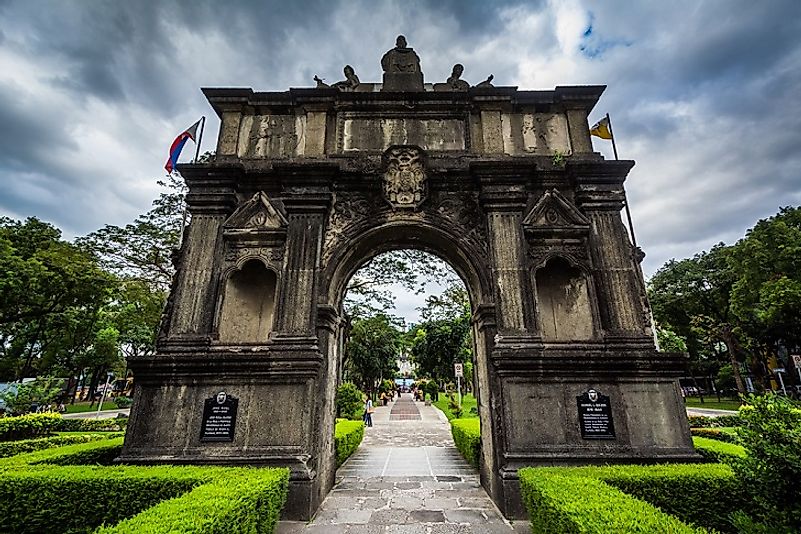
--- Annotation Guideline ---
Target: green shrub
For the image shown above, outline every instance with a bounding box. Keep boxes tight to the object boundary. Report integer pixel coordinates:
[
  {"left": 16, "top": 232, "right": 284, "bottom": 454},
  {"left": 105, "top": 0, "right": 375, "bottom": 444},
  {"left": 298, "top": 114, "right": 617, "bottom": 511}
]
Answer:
[
  {"left": 335, "top": 420, "right": 364, "bottom": 468},
  {"left": 450, "top": 418, "right": 480, "bottom": 468},
  {"left": 54, "top": 417, "right": 128, "bottom": 432},
  {"left": 0, "top": 465, "right": 227, "bottom": 533},
  {"left": 569, "top": 464, "right": 744, "bottom": 532},
  {"left": 95, "top": 468, "right": 289, "bottom": 534},
  {"left": 519, "top": 468, "right": 709, "bottom": 533},
  {"left": 335, "top": 382, "right": 364, "bottom": 421},
  {"left": 424, "top": 380, "right": 439, "bottom": 402},
  {"left": 691, "top": 427, "right": 738, "bottom": 443},
  {"left": 692, "top": 436, "right": 746, "bottom": 463},
  {"left": 112, "top": 396, "right": 132, "bottom": 408},
  {"left": 0, "top": 412, "right": 62, "bottom": 441},
  {"left": 447, "top": 392, "right": 463, "bottom": 419},
  {"left": 687, "top": 414, "right": 742, "bottom": 428},
  {"left": 730, "top": 394, "right": 801, "bottom": 532},
  {"left": 0, "top": 433, "right": 113, "bottom": 458},
  {"left": 0, "top": 436, "right": 125, "bottom": 468}
]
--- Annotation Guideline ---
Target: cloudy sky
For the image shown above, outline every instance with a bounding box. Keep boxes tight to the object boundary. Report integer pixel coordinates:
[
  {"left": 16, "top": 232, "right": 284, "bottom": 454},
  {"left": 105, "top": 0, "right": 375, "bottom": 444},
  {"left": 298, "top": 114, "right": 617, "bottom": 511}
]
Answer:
[{"left": 2, "top": 0, "right": 800, "bottom": 321}]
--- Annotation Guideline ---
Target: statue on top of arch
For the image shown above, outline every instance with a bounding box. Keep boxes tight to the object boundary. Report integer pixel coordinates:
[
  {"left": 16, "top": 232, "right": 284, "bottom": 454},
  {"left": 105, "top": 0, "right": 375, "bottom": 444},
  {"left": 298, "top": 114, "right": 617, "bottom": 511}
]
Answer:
[{"left": 381, "top": 35, "right": 424, "bottom": 92}]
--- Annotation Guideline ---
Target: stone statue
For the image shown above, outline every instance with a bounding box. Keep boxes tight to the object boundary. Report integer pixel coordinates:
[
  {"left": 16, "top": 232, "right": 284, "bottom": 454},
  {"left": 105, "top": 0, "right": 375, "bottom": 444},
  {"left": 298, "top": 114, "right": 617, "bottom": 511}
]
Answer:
[
  {"left": 331, "top": 65, "right": 360, "bottom": 91},
  {"left": 313, "top": 75, "right": 329, "bottom": 88},
  {"left": 444, "top": 64, "right": 470, "bottom": 91},
  {"left": 380, "top": 35, "right": 424, "bottom": 91},
  {"left": 381, "top": 35, "right": 421, "bottom": 74},
  {"left": 476, "top": 74, "right": 495, "bottom": 88}
]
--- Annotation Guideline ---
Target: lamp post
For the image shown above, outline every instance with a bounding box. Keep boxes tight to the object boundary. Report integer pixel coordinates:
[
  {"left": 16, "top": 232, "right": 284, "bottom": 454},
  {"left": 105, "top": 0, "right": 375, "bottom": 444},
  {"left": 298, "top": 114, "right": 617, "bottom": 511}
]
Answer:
[{"left": 95, "top": 372, "right": 114, "bottom": 419}]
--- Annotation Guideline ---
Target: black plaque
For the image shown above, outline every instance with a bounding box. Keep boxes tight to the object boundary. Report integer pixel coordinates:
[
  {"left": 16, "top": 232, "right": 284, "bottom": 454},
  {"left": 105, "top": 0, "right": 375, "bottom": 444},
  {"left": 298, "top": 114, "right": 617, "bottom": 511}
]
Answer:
[
  {"left": 577, "top": 389, "right": 615, "bottom": 440},
  {"left": 200, "top": 392, "right": 238, "bottom": 442}
]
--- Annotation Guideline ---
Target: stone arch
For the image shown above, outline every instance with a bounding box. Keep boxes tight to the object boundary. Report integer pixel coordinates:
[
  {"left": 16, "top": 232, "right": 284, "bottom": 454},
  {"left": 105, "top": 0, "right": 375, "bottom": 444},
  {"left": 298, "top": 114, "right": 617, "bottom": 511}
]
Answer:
[
  {"left": 218, "top": 257, "right": 278, "bottom": 342},
  {"left": 322, "top": 220, "right": 493, "bottom": 312},
  {"left": 533, "top": 256, "right": 595, "bottom": 341}
]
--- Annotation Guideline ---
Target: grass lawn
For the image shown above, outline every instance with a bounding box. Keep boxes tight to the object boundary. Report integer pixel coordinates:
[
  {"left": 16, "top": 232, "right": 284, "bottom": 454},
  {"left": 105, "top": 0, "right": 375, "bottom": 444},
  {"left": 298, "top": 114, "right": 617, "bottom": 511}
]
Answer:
[
  {"left": 432, "top": 392, "right": 478, "bottom": 420},
  {"left": 65, "top": 400, "right": 117, "bottom": 413},
  {"left": 683, "top": 397, "right": 742, "bottom": 411}
]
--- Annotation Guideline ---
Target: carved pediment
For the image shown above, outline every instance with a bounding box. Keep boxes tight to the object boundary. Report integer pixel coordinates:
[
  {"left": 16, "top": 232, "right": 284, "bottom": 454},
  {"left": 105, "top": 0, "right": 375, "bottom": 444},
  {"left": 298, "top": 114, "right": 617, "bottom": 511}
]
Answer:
[
  {"left": 523, "top": 189, "right": 589, "bottom": 236},
  {"left": 223, "top": 192, "right": 288, "bottom": 234}
]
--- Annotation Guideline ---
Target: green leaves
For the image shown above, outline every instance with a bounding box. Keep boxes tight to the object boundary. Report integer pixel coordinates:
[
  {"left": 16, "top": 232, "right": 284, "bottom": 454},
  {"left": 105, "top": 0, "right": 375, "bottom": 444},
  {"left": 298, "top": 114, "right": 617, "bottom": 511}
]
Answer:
[{"left": 344, "top": 314, "right": 402, "bottom": 392}]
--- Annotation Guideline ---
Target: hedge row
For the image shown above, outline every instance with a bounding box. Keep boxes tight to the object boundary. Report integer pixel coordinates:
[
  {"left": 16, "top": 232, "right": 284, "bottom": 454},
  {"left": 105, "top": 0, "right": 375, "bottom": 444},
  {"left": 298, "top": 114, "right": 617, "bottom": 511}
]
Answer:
[
  {"left": 335, "top": 419, "right": 364, "bottom": 468},
  {"left": 95, "top": 468, "right": 289, "bottom": 534},
  {"left": 687, "top": 414, "right": 742, "bottom": 428},
  {"left": 55, "top": 417, "right": 128, "bottom": 432},
  {"left": 692, "top": 436, "right": 746, "bottom": 463},
  {"left": 519, "top": 468, "right": 709, "bottom": 533},
  {"left": 0, "top": 436, "right": 125, "bottom": 469},
  {"left": 0, "top": 412, "right": 62, "bottom": 441},
  {"left": 0, "top": 433, "right": 114, "bottom": 458},
  {"left": 565, "top": 463, "right": 746, "bottom": 532},
  {"left": 450, "top": 418, "right": 480, "bottom": 468},
  {"left": 690, "top": 427, "right": 738, "bottom": 443}
]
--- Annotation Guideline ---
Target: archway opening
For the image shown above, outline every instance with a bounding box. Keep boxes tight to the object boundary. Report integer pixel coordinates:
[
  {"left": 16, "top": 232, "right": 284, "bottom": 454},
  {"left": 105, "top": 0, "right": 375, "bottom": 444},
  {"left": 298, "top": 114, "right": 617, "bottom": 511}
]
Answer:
[{"left": 218, "top": 258, "right": 277, "bottom": 342}]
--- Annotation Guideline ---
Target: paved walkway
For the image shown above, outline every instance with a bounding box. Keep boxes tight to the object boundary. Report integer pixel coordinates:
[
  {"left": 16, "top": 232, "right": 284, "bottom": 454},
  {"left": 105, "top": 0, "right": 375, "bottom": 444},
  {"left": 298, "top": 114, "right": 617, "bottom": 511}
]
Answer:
[
  {"left": 686, "top": 407, "right": 738, "bottom": 417},
  {"left": 277, "top": 394, "right": 527, "bottom": 533}
]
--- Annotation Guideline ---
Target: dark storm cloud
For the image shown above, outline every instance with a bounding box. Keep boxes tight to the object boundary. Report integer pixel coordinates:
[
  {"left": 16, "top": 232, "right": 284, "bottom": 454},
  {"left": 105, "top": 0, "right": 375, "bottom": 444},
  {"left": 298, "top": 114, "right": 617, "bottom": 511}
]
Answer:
[{"left": 0, "top": 0, "right": 799, "bottom": 296}]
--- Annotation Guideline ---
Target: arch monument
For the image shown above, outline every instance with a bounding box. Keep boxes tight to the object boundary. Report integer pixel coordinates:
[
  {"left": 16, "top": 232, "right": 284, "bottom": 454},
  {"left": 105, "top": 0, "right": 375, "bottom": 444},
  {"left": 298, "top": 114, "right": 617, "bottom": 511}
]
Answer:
[{"left": 119, "top": 37, "right": 697, "bottom": 519}]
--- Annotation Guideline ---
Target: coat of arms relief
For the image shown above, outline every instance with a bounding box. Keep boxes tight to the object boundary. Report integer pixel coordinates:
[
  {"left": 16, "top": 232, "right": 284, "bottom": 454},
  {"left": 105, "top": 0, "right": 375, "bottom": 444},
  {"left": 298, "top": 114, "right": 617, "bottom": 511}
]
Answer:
[{"left": 383, "top": 146, "right": 427, "bottom": 209}]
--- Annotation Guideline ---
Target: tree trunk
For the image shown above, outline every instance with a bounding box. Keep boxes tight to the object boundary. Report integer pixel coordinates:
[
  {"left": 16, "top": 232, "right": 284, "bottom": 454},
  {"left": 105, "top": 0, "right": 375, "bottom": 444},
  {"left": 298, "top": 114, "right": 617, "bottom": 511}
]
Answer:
[{"left": 720, "top": 332, "right": 747, "bottom": 394}]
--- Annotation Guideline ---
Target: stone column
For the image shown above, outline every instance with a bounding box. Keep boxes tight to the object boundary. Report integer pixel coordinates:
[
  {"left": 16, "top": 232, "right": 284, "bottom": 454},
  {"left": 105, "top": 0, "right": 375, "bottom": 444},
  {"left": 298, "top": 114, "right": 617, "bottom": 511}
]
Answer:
[
  {"left": 274, "top": 197, "right": 329, "bottom": 336},
  {"left": 168, "top": 184, "right": 237, "bottom": 337},
  {"left": 217, "top": 111, "right": 242, "bottom": 156},
  {"left": 565, "top": 107, "right": 593, "bottom": 155},
  {"left": 576, "top": 177, "right": 649, "bottom": 337}
]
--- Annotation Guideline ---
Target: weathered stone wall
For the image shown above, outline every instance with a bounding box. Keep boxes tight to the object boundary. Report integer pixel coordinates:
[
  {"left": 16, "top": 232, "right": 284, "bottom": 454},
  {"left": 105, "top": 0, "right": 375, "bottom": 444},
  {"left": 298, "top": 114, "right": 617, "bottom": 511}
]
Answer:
[{"left": 122, "top": 84, "right": 694, "bottom": 521}]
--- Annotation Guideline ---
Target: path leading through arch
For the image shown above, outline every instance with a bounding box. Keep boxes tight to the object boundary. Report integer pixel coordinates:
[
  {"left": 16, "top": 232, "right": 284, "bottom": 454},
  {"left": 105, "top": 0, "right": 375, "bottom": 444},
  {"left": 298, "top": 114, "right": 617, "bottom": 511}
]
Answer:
[{"left": 277, "top": 393, "right": 528, "bottom": 533}]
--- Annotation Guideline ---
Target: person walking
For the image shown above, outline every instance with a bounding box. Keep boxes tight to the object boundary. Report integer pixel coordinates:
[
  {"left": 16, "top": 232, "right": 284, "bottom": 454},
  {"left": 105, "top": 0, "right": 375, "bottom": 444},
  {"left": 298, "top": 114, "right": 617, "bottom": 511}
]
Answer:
[{"left": 363, "top": 396, "right": 374, "bottom": 427}]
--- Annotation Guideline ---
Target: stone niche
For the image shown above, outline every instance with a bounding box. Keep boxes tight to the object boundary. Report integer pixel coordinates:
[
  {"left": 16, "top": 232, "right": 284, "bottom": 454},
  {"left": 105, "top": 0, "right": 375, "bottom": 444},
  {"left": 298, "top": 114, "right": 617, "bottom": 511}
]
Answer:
[
  {"left": 218, "top": 259, "right": 277, "bottom": 343},
  {"left": 535, "top": 257, "right": 594, "bottom": 341}
]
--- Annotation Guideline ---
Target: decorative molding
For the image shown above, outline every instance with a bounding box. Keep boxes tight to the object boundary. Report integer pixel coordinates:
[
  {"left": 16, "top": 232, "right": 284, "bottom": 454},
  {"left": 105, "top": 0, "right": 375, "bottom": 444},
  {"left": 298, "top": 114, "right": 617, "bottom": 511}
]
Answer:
[
  {"left": 383, "top": 146, "right": 427, "bottom": 209},
  {"left": 223, "top": 191, "right": 288, "bottom": 234},
  {"left": 522, "top": 189, "right": 590, "bottom": 237}
]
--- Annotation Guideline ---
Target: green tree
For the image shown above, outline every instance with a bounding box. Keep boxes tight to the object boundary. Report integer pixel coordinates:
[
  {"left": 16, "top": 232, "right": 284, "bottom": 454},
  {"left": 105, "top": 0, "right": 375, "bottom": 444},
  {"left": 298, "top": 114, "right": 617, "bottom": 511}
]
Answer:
[
  {"left": 77, "top": 175, "right": 186, "bottom": 292},
  {"left": 648, "top": 244, "right": 750, "bottom": 393},
  {"left": 344, "top": 250, "right": 460, "bottom": 317},
  {"left": 344, "top": 314, "right": 401, "bottom": 395},
  {"left": 0, "top": 217, "right": 116, "bottom": 381},
  {"left": 729, "top": 206, "right": 801, "bottom": 352},
  {"left": 0, "top": 376, "right": 64, "bottom": 414}
]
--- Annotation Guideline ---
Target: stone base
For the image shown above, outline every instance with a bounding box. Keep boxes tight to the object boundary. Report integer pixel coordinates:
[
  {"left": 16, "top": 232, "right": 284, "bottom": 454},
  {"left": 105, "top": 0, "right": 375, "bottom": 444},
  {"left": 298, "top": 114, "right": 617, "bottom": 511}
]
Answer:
[{"left": 382, "top": 72, "right": 424, "bottom": 92}]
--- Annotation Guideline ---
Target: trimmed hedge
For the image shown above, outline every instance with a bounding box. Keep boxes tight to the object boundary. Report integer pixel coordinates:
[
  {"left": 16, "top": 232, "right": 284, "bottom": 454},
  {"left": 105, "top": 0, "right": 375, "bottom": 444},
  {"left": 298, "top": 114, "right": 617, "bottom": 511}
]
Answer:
[
  {"left": 450, "top": 418, "right": 480, "bottom": 468},
  {"left": 692, "top": 436, "right": 746, "bottom": 463},
  {"left": 0, "top": 433, "right": 113, "bottom": 458},
  {"left": 95, "top": 468, "right": 289, "bottom": 534},
  {"left": 0, "top": 412, "right": 62, "bottom": 441},
  {"left": 0, "top": 465, "right": 228, "bottom": 533},
  {"left": 0, "top": 436, "right": 125, "bottom": 469},
  {"left": 691, "top": 427, "right": 738, "bottom": 443},
  {"left": 55, "top": 417, "right": 128, "bottom": 432},
  {"left": 570, "top": 463, "right": 745, "bottom": 532},
  {"left": 335, "top": 419, "right": 364, "bottom": 467},
  {"left": 687, "top": 414, "right": 742, "bottom": 428},
  {"left": 519, "top": 468, "right": 709, "bottom": 533}
]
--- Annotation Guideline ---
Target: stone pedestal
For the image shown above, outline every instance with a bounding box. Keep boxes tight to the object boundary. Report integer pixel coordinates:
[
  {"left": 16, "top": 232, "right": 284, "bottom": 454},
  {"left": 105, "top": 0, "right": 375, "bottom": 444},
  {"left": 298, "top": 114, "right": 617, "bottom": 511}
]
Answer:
[{"left": 382, "top": 72, "right": 424, "bottom": 92}]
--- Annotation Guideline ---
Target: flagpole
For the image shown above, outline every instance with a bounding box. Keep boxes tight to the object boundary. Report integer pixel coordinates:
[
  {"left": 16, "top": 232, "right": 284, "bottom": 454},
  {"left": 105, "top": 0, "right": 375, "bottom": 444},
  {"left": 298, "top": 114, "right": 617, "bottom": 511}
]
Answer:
[
  {"left": 193, "top": 116, "right": 206, "bottom": 163},
  {"left": 606, "top": 113, "right": 619, "bottom": 161}
]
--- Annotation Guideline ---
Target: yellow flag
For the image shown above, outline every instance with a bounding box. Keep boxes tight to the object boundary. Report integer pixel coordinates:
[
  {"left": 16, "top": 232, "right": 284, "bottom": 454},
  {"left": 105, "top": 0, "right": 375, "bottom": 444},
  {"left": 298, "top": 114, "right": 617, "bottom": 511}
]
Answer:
[{"left": 590, "top": 117, "right": 613, "bottom": 140}]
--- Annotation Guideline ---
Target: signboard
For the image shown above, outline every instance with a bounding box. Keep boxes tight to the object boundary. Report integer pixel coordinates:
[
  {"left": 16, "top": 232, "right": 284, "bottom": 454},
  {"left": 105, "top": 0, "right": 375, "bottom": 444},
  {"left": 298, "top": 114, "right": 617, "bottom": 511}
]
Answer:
[
  {"left": 200, "top": 391, "right": 238, "bottom": 442},
  {"left": 792, "top": 355, "right": 801, "bottom": 369},
  {"left": 576, "top": 389, "right": 615, "bottom": 440},
  {"left": 454, "top": 363, "right": 464, "bottom": 378}
]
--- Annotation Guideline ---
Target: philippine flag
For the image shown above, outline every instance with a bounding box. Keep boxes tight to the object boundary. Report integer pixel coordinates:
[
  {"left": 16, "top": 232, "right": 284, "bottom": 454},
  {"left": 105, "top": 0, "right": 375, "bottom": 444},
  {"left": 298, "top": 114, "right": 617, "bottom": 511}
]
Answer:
[{"left": 165, "top": 118, "right": 203, "bottom": 173}]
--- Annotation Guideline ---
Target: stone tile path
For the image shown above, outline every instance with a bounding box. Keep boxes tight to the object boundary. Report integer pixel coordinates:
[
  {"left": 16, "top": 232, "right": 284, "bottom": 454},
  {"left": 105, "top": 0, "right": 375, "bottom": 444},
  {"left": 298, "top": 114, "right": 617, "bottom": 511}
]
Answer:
[{"left": 277, "top": 394, "right": 528, "bottom": 534}]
